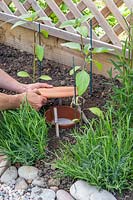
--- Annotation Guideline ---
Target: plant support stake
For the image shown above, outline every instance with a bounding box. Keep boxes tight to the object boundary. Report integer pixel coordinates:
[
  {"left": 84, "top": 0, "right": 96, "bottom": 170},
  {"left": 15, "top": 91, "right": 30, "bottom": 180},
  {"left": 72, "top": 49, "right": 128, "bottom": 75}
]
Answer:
[
  {"left": 90, "top": 19, "right": 93, "bottom": 96},
  {"left": 54, "top": 107, "right": 60, "bottom": 137},
  {"left": 38, "top": 23, "right": 42, "bottom": 77},
  {"left": 73, "top": 56, "right": 77, "bottom": 105}
]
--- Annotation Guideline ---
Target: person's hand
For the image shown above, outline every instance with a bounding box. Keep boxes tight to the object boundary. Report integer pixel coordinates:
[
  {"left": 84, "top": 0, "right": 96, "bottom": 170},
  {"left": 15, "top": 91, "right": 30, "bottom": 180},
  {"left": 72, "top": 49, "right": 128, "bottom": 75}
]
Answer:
[
  {"left": 22, "top": 82, "right": 53, "bottom": 93},
  {"left": 18, "top": 89, "right": 47, "bottom": 111}
]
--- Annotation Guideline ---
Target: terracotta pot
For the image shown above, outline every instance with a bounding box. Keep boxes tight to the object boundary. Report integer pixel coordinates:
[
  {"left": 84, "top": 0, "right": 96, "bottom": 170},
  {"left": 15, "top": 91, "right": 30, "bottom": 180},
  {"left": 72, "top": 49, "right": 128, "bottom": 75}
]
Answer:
[
  {"left": 39, "top": 86, "right": 77, "bottom": 98},
  {"left": 45, "top": 106, "right": 80, "bottom": 129}
]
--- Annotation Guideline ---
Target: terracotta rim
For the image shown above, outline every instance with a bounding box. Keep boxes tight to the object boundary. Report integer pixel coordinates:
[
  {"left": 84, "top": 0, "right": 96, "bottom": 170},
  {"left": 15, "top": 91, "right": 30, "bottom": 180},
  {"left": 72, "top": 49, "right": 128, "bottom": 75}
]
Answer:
[
  {"left": 45, "top": 106, "right": 80, "bottom": 129},
  {"left": 39, "top": 86, "right": 77, "bottom": 98}
]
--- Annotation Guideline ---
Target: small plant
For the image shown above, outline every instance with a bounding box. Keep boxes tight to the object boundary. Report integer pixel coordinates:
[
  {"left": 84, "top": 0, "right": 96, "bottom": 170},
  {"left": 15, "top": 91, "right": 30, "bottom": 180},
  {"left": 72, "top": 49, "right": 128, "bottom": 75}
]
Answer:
[
  {"left": 60, "top": 16, "right": 112, "bottom": 96},
  {"left": 55, "top": 108, "right": 133, "bottom": 193},
  {"left": 108, "top": 13, "right": 133, "bottom": 117},
  {"left": 0, "top": 101, "right": 48, "bottom": 165},
  {"left": 11, "top": 11, "right": 52, "bottom": 82}
]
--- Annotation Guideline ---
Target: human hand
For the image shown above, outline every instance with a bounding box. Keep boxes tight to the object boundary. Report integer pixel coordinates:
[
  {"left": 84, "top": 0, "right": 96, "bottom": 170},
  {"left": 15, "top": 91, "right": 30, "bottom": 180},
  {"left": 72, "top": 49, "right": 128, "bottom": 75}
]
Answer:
[
  {"left": 25, "top": 82, "right": 53, "bottom": 92},
  {"left": 18, "top": 89, "right": 47, "bottom": 111}
]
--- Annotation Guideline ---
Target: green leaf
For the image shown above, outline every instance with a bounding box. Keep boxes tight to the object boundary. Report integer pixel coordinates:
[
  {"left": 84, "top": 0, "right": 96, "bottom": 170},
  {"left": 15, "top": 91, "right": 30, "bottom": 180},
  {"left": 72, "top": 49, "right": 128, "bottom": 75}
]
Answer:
[
  {"left": 39, "top": 75, "right": 52, "bottom": 80},
  {"left": 93, "top": 60, "right": 103, "bottom": 71},
  {"left": 83, "top": 44, "right": 90, "bottom": 55},
  {"left": 17, "top": 71, "right": 30, "bottom": 78},
  {"left": 37, "top": 17, "right": 51, "bottom": 21},
  {"left": 92, "top": 47, "right": 113, "bottom": 54},
  {"left": 35, "top": 45, "right": 44, "bottom": 61},
  {"left": 76, "top": 70, "right": 90, "bottom": 96},
  {"left": 61, "top": 42, "right": 81, "bottom": 51},
  {"left": 19, "top": 12, "right": 38, "bottom": 21},
  {"left": 11, "top": 21, "right": 27, "bottom": 29},
  {"left": 41, "top": 29, "right": 49, "bottom": 38},
  {"left": 79, "top": 15, "right": 90, "bottom": 23},
  {"left": 108, "top": 68, "right": 113, "bottom": 79},
  {"left": 89, "top": 107, "right": 104, "bottom": 118},
  {"left": 76, "top": 26, "right": 88, "bottom": 38},
  {"left": 72, "top": 118, "right": 80, "bottom": 123},
  {"left": 85, "top": 56, "right": 91, "bottom": 63},
  {"left": 60, "top": 19, "right": 76, "bottom": 28},
  {"left": 69, "top": 66, "right": 81, "bottom": 75}
]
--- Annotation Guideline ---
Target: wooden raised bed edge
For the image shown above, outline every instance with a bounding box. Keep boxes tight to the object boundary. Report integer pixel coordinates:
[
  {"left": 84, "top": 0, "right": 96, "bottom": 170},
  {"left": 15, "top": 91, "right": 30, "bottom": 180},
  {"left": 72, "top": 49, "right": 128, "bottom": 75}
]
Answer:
[{"left": 0, "top": 12, "right": 121, "bottom": 77}]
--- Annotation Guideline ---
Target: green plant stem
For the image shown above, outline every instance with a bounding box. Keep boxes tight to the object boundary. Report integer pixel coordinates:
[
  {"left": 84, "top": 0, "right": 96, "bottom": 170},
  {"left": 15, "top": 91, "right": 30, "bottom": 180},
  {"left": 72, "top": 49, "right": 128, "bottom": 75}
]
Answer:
[
  {"left": 33, "top": 30, "right": 37, "bottom": 82},
  {"left": 80, "top": 34, "right": 84, "bottom": 51}
]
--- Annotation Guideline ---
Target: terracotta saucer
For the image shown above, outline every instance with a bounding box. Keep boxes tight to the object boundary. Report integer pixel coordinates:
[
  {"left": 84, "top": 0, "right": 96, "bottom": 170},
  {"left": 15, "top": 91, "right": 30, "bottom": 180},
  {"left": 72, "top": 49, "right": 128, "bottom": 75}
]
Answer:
[
  {"left": 39, "top": 86, "right": 77, "bottom": 98},
  {"left": 45, "top": 106, "right": 80, "bottom": 129}
]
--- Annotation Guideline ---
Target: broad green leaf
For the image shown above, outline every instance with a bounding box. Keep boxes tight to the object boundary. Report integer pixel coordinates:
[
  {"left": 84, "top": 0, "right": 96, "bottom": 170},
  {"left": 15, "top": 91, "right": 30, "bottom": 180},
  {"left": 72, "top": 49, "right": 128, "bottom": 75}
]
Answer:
[
  {"left": 60, "top": 19, "right": 76, "bottom": 28},
  {"left": 19, "top": 12, "right": 38, "bottom": 21},
  {"left": 76, "top": 70, "right": 90, "bottom": 96},
  {"left": 93, "top": 60, "right": 103, "bottom": 71},
  {"left": 89, "top": 107, "right": 104, "bottom": 118},
  {"left": 35, "top": 45, "right": 44, "bottom": 61},
  {"left": 83, "top": 44, "right": 90, "bottom": 55},
  {"left": 41, "top": 29, "right": 49, "bottom": 38},
  {"left": 39, "top": 75, "right": 52, "bottom": 80},
  {"left": 69, "top": 66, "right": 81, "bottom": 75},
  {"left": 11, "top": 21, "right": 27, "bottom": 29},
  {"left": 79, "top": 15, "right": 90, "bottom": 23},
  {"left": 61, "top": 42, "right": 81, "bottom": 51},
  {"left": 92, "top": 47, "right": 113, "bottom": 54},
  {"left": 37, "top": 17, "right": 51, "bottom": 21},
  {"left": 76, "top": 26, "right": 88, "bottom": 38},
  {"left": 17, "top": 71, "right": 30, "bottom": 78}
]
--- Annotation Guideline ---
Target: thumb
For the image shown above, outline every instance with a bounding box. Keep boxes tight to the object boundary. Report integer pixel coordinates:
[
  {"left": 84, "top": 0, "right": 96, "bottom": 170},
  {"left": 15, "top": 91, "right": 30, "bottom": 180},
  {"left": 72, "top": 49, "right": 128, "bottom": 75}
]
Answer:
[{"left": 33, "top": 89, "right": 41, "bottom": 95}]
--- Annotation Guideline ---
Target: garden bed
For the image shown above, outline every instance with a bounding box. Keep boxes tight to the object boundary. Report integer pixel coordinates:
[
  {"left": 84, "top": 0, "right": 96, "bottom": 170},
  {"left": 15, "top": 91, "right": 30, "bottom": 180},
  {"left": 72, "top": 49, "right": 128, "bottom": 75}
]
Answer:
[{"left": 0, "top": 43, "right": 132, "bottom": 200}]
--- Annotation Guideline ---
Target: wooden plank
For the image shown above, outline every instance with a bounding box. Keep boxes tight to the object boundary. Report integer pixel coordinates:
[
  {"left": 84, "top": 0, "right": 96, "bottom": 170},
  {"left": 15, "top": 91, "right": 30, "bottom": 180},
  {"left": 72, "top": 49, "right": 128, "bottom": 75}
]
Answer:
[
  {"left": 27, "top": 0, "right": 54, "bottom": 26},
  {"left": 14, "top": 0, "right": 30, "bottom": 16},
  {"left": 123, "top": 0, "right": 133, "bottom": 9},
  {"left": 101, "top": 14, "right": 130, "bottom": 43},
  {"left": 82, "top": 0, "right": 121, "bottom": 46},
  {"left": 0, "top": 11, "right": 122, "bottom": 54},
  {"left": 0, "top": 0, "right": 13, "bottom": 14},
  {"left": 44, "top": 0, "right": 62, "bottom": 16},
  {"left": 76, "top": 0, "right": 123, "bottom": 29},
  {"left": 11, "top": 0, "right": 27, "bottom": 14},
  {"left": 63, "top": 0, "right": 98, "bottom": 40},
  {"left": 105, "top": 0, "right": 127, "bottom": 32},
  {"left": 3, "top": 0, "right": 11, "bottom": 6},
  {"left": 0, "top": 20, "right": 118, "bottom": 78},
  {"left": 44, "top": 0, "right": 75, "bottom": 33}
]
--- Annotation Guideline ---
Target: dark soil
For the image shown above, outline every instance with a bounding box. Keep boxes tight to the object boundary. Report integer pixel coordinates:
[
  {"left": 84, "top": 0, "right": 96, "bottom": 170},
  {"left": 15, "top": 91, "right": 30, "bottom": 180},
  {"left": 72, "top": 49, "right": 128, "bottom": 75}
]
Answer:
[{"left": 0, "top": 43, "right": 132, "bottom": 200}]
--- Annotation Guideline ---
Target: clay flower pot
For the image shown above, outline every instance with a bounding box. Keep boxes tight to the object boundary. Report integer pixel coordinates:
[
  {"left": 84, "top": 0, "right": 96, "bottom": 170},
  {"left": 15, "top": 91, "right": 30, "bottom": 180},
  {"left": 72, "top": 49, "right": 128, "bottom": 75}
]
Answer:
[
  {"left": 45, "top": 106, "right": 80, "bottom": 129},
  {"left": 39, "top": 86, "right": 77, "bottom": 98}
]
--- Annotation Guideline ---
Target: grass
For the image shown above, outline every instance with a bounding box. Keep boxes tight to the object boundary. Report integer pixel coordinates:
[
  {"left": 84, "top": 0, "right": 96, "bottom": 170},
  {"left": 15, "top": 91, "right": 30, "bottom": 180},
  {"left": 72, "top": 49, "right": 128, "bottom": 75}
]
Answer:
[
  {"left": 55, "top": 108, "right": 133, "bottom": 193},
  {"left": 0, "top": 102, "right": 48, "bottom": 165},
  {"left": 55, "top": 16, "right": 133, "bottom": 193}
]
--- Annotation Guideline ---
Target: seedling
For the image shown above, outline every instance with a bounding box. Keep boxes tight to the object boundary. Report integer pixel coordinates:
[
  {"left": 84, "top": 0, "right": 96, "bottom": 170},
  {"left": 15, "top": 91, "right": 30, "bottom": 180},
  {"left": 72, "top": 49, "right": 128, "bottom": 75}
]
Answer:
[
  {"left": 11, "top": 11, "right": 52, "bottom": 82},
  {"left": 60, "top": 16, "right": 112, "bottom": 96}
]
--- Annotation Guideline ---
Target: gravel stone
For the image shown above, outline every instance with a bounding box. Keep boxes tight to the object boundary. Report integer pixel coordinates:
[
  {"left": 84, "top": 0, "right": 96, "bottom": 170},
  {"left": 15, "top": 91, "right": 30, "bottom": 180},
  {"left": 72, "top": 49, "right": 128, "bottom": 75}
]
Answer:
[
  {"left": 15, "top": 177, "right": 28, "bottom": 190},
  {"left": 31, "top": 186, "right": 55, "bottom": 200},
  {"left": 0, "top": 155, "right": 10, "bottom": 177},
  {"left": 18, "top": 166, "right": 38, "bottom": 180},
  {"left": 90, "top": 190, "right": 117, "bottom": 200},
  {"left": 0, "top": 166, "right": 17, "bottom": 184},
  {"left": 32, "top": 176, "right": 46, "bottom": 187},
  {"left": 48, "top": 178, "right": 60, "bottom": 187},
  {"left": 56, "top": 189, "right": 74, "bottom": 200}
]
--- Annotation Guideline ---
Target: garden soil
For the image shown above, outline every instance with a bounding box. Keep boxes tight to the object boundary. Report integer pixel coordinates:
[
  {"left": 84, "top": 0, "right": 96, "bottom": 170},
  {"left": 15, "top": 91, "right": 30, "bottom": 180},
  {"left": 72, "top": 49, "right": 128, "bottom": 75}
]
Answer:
[{"left": 0, "top": 43, "right": 132, "bottom": 200}]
